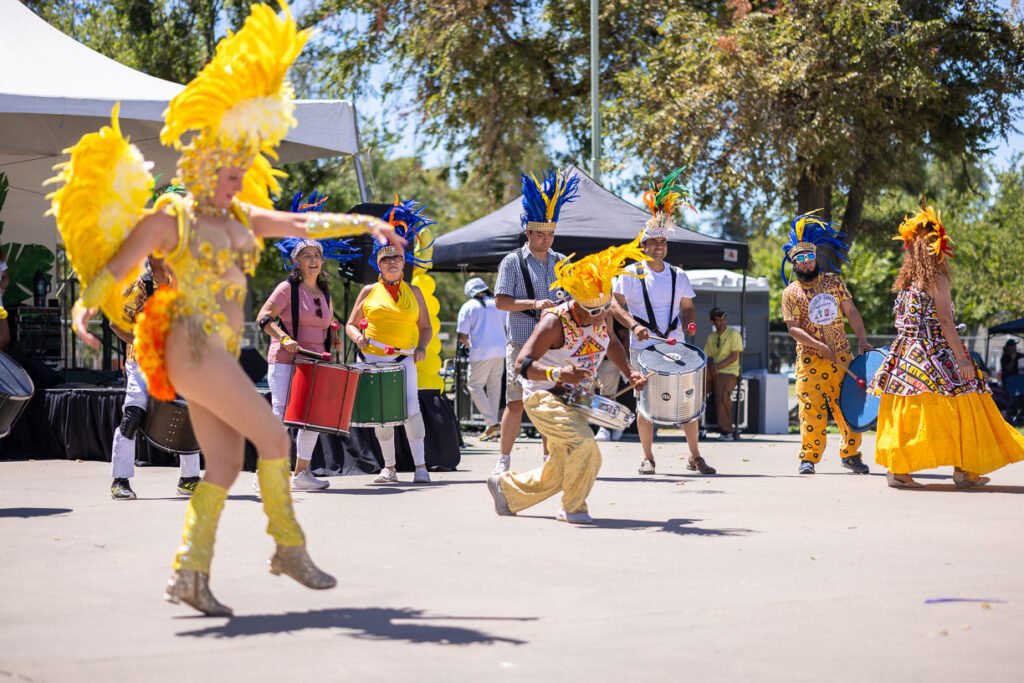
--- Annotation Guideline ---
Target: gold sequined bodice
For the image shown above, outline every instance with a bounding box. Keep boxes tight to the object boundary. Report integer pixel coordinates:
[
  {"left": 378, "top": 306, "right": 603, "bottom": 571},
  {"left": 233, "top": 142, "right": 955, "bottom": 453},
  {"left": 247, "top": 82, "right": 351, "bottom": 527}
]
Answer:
[{"left": 153, "top": 194, "right": 262, "bottom": 357}]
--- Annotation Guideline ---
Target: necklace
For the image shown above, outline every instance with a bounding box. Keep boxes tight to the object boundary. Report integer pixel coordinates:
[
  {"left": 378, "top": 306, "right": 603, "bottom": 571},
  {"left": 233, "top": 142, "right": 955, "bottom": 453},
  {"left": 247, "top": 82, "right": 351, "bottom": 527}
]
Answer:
[{"left": 193, "top": 201, "right": 230, "bottom": 218}]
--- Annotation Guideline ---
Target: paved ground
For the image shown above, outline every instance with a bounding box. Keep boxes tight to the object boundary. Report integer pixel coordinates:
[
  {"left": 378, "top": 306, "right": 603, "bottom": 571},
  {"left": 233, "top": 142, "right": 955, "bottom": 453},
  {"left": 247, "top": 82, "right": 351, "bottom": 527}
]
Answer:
[{"left": 2, "top": 432, "right": 1023, "bottom": 682}]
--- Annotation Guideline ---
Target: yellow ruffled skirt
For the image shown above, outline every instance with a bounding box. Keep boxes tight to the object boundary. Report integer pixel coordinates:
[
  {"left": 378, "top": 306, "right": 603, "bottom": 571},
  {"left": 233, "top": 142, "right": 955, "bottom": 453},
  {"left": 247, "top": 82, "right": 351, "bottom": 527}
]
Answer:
[{"left": 875, "top": 392, "right": 1024, "bottom": 475}]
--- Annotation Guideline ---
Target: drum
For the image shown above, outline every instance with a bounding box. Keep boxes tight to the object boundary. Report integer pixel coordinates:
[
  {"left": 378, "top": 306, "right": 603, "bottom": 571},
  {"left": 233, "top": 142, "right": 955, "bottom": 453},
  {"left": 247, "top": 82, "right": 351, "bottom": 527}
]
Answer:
[
  {"left": 142, "top": 398, "right": 201, "bottom": 454},
  {"left": 283, "top": 359, "right": 361, "bottom": 436},
  {"left": 637, "top": 342, "right": 707, "bottom": 425},
  {"left": 349, "top": 362, "right": 407, "bottom": 427},
  {"left": 0, "top": 352, "right": 34, "bottom": 439},
  {"left": 569, "top": 392, "right": 635, "bottom": 430},
  {"left": 839, "top": 348, "right": 887, "bottom": 432}
]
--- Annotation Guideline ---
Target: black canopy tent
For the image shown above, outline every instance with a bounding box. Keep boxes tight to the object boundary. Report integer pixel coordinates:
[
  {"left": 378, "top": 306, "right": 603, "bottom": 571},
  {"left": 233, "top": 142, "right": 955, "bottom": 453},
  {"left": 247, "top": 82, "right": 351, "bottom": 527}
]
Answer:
[
  {"left": 986, "top": 317, "right": 1024, "bottom": 367},
  {"left": 430, "top": 165, "right": 748, "bottom": 273}
]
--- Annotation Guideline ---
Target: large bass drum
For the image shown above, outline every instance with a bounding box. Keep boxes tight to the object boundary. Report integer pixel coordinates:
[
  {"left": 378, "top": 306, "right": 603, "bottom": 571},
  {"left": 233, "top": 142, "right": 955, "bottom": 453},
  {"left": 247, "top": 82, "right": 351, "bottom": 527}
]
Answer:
[
  {"left": 637, "top": 342, "right": 707, "bottom": 425},
  {"left": 142, "top": 398, "right": 201, "bottom": 454},
  {"left": 0, "top": 352, "right": 34, "bottom": 439}
]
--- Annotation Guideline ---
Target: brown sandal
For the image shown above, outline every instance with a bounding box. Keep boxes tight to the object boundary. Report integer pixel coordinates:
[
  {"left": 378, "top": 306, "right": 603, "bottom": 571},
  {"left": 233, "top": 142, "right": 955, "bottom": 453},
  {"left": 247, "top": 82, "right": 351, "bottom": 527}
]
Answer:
[{"left": 687, "top": 456, "right": 717, "bottom": 475}]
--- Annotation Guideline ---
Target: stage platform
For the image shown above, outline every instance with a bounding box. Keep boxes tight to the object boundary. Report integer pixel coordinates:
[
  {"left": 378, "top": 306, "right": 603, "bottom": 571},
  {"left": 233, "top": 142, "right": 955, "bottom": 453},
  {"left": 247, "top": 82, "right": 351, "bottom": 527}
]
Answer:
[{"left": 0, "top": 384, "right": 462, "bottom": 473}]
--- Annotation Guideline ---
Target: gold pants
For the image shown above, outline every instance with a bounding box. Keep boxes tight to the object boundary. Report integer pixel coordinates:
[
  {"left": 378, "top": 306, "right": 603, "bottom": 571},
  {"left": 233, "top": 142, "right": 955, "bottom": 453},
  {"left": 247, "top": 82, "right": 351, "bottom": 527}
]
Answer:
[
  {"left": 795, "top": 352, "right": 861, "bottom": 463},
  {"left": 499, "top": 391, "right": 602, "bottom": 514}
]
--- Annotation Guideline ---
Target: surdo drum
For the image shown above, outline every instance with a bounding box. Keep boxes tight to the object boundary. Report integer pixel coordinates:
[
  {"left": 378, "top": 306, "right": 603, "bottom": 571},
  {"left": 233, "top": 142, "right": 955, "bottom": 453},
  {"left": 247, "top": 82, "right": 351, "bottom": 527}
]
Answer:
[{"left": 636, "top": 342, "right": 708, "bottom": 425}]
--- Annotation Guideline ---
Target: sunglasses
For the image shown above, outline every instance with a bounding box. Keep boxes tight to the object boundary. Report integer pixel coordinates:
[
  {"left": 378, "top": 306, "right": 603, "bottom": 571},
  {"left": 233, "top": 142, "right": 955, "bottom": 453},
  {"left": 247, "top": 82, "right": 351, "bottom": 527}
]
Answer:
[
  {"left": 793, "top": 253, "right": 816, "bottom": 264},
  {"left": 578, "top": 301, "right": 612, "bottom": 316},
  {"left": 313, "top": 297, "right": 323, "bottom": 319}
]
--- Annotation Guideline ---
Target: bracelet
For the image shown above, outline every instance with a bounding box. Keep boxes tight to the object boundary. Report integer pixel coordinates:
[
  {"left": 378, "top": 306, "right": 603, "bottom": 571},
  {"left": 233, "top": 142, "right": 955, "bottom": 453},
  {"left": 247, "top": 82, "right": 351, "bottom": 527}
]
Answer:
[
  {"left": 631, "top": 323, "right": 641, "bottom": 332},
  {"left": 281, "top": 335, "right": 293, "bottom": 345},
  {"left": 306, "top": 213, "right": 385, "bottom": 239},
  {"left": 545, "top": 366, "right": 554, "bottom": 381}
]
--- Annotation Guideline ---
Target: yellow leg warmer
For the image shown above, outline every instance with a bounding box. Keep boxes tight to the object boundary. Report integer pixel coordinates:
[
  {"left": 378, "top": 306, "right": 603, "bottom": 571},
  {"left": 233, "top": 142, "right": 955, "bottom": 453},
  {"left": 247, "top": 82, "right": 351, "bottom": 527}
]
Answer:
[
  {"left": 257, "top": 457, "right": 305, "bottom": 547},
  {"left": 172, "top": 480, "right": 228, "bottom": 573}
]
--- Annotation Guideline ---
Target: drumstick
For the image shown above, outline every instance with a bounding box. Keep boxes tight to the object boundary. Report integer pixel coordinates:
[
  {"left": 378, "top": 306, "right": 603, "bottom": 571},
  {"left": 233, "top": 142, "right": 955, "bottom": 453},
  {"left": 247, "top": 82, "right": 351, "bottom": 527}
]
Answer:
[
  {"left": 842, "top": 364, "right": 867, "bottom": 389},
  {"left": 647, "top": 334, "right": 678, "bottom": 346},
  {"left": 296, "top": 347, "right": 331, "bottom": 361},
  {"left": 611, "top": 371, "right": 655, "bottom": 399},
  {"left": 358, "top": 318, "right": 415, "bottom": 355}
]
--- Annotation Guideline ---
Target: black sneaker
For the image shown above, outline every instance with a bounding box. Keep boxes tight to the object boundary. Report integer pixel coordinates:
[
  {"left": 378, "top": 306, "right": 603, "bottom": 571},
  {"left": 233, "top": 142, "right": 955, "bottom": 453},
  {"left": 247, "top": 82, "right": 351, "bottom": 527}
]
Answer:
[
  {"left": 798, "top": 460, "right": 815, "bottom": 475},
  {"left": 111, "top": 478, "right": 137, "bottom": 500},
  {"left": 176, "top": 476, "right": 201, "bottom": 496},
  {"left": 841, "top": 455, "right": 870, "bottom": 475}
]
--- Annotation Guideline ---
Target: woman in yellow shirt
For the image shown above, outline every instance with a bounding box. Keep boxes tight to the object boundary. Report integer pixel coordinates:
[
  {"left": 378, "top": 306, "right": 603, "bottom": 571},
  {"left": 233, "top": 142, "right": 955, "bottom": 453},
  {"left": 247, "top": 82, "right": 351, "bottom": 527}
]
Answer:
[{"left": 346, "top": 199, "right": 433, "bottom": 484}]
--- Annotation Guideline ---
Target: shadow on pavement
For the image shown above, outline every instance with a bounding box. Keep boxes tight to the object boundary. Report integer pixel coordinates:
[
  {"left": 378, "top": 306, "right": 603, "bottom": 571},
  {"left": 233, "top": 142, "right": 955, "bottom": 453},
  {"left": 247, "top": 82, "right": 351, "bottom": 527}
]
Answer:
[
  {"left": 176, "top": 606, "right": 534, "bottom": 645},
  {"left": 585, "top": 517, "right": 758, "bottom": 537},
  {"left": 0, "top": 507, "right": 72, "bottom": 518}
]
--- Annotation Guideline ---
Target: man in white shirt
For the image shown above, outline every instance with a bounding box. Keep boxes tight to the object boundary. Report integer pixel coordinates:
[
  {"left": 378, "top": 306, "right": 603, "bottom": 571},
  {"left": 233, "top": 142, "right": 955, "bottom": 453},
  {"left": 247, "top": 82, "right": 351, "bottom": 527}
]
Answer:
[
  {"left": 457, "top": 277, "right": 508, "bottom": 441},
  {"left": 611, "top": 170, "right": 716, "bottom": 476}
]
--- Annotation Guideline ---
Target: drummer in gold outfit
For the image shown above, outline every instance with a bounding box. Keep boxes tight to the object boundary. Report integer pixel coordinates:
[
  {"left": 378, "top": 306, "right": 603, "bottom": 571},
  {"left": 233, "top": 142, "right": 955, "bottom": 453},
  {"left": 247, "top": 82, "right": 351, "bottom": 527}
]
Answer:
[
  {"left": 486, "top": 236, "right": 648, "bottom": 524},
  {"left": 780, "top": 213, "right": 872, "bottom": 476}
]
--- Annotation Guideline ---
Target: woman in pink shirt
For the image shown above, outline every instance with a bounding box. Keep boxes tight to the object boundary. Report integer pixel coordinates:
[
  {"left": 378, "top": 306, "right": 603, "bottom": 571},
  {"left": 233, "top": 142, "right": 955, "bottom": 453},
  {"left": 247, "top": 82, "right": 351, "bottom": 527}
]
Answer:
[{"left": 256, "top": 193, "right": 353, "bottom": 491}]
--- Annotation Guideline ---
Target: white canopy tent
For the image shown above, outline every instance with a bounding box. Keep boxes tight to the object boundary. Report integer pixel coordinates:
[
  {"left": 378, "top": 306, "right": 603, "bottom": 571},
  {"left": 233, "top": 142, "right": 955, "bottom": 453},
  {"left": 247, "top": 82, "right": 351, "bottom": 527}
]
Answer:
[{"left": 0, "top": 0, "right": 367, "bottom": 259}]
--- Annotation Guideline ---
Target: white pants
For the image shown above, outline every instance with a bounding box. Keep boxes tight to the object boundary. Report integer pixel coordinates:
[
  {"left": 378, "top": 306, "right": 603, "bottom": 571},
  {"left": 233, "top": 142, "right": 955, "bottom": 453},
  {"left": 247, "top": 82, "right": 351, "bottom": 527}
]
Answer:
[
  {"left": 111, "top": 362, "right": 200, "bottom": 479},
  {"left": 362, "top": 354, "right": 425, "bottom": 469},
  {"left": 267, "top": 362, "right": 320, "bottom": 463},
  {"left": 467, "top": 355, "right": 504, "bottom": 426}
]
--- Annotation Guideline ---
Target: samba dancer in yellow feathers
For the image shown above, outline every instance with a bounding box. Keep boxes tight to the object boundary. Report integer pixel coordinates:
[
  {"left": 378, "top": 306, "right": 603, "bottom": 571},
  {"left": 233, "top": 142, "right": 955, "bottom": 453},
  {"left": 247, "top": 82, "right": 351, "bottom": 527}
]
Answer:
[{"left": 48, "top": 2, "right": 400, "bottom": 616}]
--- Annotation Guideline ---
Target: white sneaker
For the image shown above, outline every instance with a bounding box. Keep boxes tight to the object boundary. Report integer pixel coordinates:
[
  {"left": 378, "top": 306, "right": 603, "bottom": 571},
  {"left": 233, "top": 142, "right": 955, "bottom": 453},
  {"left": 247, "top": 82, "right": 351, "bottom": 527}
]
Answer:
[
  {"left": 556, "top": 509, "right": 595, "bottom": 524},
  {"left": 611, "top": 429, "right": 624, "bottom": 441},
  {"left": 595, "top": 427, "right": 611, "bottom": 441},
  {"left": 491, "top": 454, "right": 511, "bottom": 475},
  {"left": 413, "top": 468, "right": 431, "bottom": 484},
  {"left": 373, "top": 467, "right": 398, "bottom": 484},
  {"left": 292, "top": 469, "right": 330, "bottom": 491},
  {"left": 638, "top": 460, "right": 656, "bottom": 475}
]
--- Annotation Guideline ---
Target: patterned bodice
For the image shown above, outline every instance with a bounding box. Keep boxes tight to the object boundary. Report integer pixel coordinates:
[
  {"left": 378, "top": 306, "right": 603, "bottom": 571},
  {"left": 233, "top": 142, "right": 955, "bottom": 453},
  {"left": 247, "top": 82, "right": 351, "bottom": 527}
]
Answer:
[{"left": 892, "top": 288, "right": 946, "bottom": 340}]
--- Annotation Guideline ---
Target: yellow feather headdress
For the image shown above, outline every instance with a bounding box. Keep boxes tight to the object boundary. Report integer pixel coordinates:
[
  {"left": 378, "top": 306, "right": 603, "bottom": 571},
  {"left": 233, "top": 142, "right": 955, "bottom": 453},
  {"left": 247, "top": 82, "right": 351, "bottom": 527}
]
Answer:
[
  {"left": 894, "top": 206, "right": 954, "bottom": 261},
  {"left": 551, "top": 232, "right": 650, "bottom": 308},
  {"left": 160, "top": 1, "right": 310, "bottom": 207}
]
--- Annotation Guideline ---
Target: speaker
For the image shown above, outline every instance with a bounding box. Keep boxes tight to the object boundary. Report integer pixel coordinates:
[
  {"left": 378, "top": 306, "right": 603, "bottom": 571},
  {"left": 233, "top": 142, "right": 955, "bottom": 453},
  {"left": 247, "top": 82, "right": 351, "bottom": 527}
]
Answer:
[
  {"left": 239, "top": 347, "right": 268, "bottom": 384},
  {"left": 339, "top": 203, "right": 414, "bottom": 285}
]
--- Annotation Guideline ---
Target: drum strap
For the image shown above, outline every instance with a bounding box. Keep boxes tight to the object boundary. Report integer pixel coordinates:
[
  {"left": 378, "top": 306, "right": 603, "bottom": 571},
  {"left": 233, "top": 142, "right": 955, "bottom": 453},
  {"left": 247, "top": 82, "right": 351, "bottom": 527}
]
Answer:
[
  {"left": 284, "top": 280, "right": 334, "bottom": 352},
  {"left": 516, "top": 250, "right": 539, "bottom": 321},
  {"left": 637, "top": 267, "right": 678, "bottom": 339}
]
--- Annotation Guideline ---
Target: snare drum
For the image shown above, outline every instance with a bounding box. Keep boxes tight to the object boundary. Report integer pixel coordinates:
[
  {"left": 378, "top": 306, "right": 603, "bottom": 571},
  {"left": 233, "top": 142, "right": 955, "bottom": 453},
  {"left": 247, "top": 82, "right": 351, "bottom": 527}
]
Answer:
[
  {"left": 142, "top": 398, "right": 201, "bottom": 454},
  {"left": 0, "top": 352, "right": 34, "bottom": 439},
  {"left": 349, "top": 362, "right": 407, "bottom": 427},
  {"left": 569, "top": 392, "right": 635, "bottom": 430},
  {"left": 283, "top": 359, "right": 361, "bottom": 436},
  {"left": 637, "top": 342, "right": 707, "bottom": 425}
]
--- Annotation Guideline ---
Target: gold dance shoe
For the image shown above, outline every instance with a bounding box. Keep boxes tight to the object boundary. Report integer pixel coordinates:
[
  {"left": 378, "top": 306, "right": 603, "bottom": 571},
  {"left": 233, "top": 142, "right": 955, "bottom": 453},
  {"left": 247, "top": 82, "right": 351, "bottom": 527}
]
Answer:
[
  {"left": 269, "top": 545, "right": 337, "bottom": 589},
  {"left": 952, "top": 470, "right": 991, "bottom": 489},
  {"left": 164, "top": 569, "right": 233, "bottom": 616}
]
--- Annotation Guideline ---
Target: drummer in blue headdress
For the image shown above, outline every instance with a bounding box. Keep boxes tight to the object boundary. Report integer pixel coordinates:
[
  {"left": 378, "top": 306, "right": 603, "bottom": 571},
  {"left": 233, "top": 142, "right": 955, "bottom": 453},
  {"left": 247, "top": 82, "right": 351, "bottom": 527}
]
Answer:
[
  {"left": 780, "top": 211, "right": 872, "bottom": 476},
  {"left": 492, "top": 169, "right": 579, "bottom": 475},
  {"left": 257, "top": 191, "right": 358, "bottom": 491},
  {"left": 344, "top": 197, "right": 434, "bottom": 484}
]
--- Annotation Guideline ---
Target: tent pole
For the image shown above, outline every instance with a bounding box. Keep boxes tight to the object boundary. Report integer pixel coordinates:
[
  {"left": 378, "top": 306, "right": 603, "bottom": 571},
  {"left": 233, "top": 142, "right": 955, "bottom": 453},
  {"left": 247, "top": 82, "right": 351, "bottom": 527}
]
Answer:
[
  {"left": 351, "top": 103, "right": 369, "bottom": 202},
  {"left": 735, "top": 265, "right": 747, "bottom": 434},
  {"left": 590, "top": 0, "right": 601, "bottom": 183}
]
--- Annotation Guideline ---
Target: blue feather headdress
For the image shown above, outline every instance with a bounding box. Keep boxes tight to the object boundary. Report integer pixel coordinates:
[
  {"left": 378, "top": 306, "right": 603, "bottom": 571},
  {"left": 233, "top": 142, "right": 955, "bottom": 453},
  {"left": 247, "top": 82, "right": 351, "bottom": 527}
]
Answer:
[
  {"left": 275, "top": 191, "right": 359, "bottom": 270},
  {"left": 371, "top": 196, "right": 436, "bottom": 273},
  {"left": 780, "top": 210, "right": 850, "bottom": 283},
  {"left": 520, "top": 169, "right": 580, "bottom": 231}
]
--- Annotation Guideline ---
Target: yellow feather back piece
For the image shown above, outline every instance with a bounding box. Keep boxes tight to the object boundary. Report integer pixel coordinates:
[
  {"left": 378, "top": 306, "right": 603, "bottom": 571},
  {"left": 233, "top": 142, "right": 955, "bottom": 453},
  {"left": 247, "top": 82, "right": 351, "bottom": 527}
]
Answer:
[
  {"left": 895, "top": 205, "right": 954, "bottom": 261},
  {"left": 46, "top": 103, "right": 152, "bottom": 329},
  {"left": 552, "top": 231, "right": 650, "bottom": 307}
]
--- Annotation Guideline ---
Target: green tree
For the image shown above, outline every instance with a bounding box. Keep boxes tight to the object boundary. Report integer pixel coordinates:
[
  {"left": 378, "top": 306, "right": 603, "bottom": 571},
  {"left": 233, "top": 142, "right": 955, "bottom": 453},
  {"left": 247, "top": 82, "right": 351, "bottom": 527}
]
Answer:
[{"left": 612, "top": 0, "right": 1024, "bottom": 240}]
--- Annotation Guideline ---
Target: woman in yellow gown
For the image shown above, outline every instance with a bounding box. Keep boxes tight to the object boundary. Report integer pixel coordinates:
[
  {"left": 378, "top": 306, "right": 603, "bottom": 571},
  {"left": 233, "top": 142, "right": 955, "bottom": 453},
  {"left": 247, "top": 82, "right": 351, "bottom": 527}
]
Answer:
[
  {"left": 49, "top": 2, "right": 400, "bottom": 616},
  {"left": 870, "top": 206, "right": 1024, "bottom": 488}
]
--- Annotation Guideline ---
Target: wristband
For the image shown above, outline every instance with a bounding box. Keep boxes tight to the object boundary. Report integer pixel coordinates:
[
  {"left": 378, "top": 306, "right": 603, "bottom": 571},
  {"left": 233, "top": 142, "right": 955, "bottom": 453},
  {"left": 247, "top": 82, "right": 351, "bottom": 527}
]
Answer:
[
  {"left": 545, "top": 366, "right": 554, "bottom": 382},
  {"left": 258, "top": 315, "right": 274, "bottom": 330},
  {"left": 281, "top": 335, "right": 293, "bottom": 345},
  {"left": 520, "top": 357, "right": 536, "bottom": 379},
  {"left": 631, "top": 323, "right": 641, "bottom": 332}
]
